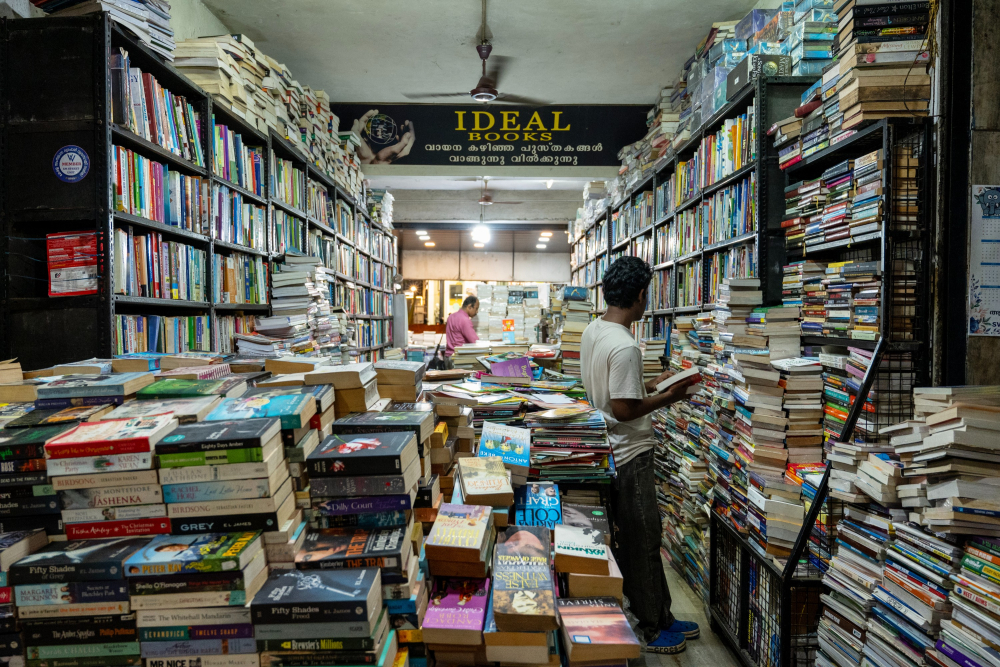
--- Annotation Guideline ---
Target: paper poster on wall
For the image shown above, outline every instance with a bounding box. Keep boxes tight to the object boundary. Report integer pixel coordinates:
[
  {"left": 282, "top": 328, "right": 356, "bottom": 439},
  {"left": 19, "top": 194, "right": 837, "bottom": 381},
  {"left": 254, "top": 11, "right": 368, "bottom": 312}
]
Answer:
[{"left": 969, "top": 185, "right": 1000, "bottom": 336}]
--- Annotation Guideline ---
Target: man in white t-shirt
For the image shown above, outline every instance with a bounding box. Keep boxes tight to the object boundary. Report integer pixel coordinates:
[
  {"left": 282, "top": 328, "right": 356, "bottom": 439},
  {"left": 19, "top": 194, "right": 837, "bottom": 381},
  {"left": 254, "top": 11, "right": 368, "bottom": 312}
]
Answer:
[{"left": 581, "top": 256, "right": 702, "bottom": 655}]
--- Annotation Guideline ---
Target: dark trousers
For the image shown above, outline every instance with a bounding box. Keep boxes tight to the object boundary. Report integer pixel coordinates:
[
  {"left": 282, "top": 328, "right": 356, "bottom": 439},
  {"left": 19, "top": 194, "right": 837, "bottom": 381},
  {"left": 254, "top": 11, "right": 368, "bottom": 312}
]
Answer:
[{"left": 610, "top": 448, "right": 675, "bottom": 641}]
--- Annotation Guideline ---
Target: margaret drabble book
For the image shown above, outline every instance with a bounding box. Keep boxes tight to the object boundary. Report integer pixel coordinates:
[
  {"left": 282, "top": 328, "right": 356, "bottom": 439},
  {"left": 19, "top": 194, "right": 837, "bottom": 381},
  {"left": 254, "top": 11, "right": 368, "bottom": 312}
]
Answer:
[
  {"left": 554, "top": 524, "right": 609, "bottom": 575},
  {"left": 123, "top": 532, "right": 263, "bottom": 576},
  {"left": 422, "top": 578, "right": 490, "bottom": 646},
  {"left": 424, "top": 503, "right": 493, "bottom": 563},
  {"left": 558, "top": 597, "right": 639, "bottom": 661},
  {"left": 250, "top": 568, "right": 381, "bottom": 625},
  {"left": 492, "top": 525, "right": 557, "bottom": 632},
  {"left": 458, "top": 457, "right": 514, "bottom": 506}
]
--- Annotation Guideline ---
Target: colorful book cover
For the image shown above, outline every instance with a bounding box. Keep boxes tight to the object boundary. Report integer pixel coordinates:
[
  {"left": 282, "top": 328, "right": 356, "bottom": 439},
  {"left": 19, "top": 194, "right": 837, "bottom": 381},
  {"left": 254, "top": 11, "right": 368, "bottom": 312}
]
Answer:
[
  {"left": 478, "top": 422, "right": 530, "bottom": 471},
  {"left": 490, "top": 357, "right": 531, "bottom": 378},
  {"left": 329, "top": 412, "right": 432, "bottom": 442},
  {"left": 39, "top": 404, "right": 114, "bottom": 425},
  {"left": 423, "top": 578, "right": 490, "bottom": 633},
  {"left": 458, "top": 457, "right": 513, "bottom": 500},
  {"left": 44, "top": 415, "right": 177, "bottom": 458},
  {"left": 244, "top": 385, "right": 334, "bottom": 412},
  {"left": 557, "top": 597, "right": 639, "bottom": 651},
  {"left": 136, "top": 378, "right": 244, "bottom": 400},
  {"left": 308, "top": 433, "right": 418, "bottom": 477},
  {"left": 123, "top": 532, "right": 261, "bottom": 576},
  {"left": 206, "top": 395, "right": 315, "bottom": 430},
  {"left": 515, "top": 482, "right": 562, "bottom": 529},
  {"left": 103, "top": 397, "right": 221, "bottom": 423},
  {"left": 294, "top": 528, "right": 408, "bottom": 574},
  {"left": 425, "top": 504, "right": 492, "bottom": 555},
  {"left": 250, "top": 569, "right": 380, "bottom": 624},
  {"left": 492, "top": 526, "right": 557, "bottom": 629}
]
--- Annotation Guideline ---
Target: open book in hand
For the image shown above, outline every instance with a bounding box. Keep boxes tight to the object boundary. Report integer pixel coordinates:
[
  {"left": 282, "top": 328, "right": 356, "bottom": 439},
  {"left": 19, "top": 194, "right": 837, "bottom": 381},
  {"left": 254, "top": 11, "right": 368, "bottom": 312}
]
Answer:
[{"left": 654, "top": 367, "right": 702, "bottom": 395}]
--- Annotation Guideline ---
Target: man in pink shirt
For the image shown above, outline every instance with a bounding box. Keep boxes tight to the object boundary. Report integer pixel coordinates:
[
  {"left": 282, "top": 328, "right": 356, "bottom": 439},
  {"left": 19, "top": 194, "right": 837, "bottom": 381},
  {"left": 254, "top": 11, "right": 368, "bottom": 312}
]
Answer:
[{"left": 445, "top": 296, "right": 480, "bottom": 358}]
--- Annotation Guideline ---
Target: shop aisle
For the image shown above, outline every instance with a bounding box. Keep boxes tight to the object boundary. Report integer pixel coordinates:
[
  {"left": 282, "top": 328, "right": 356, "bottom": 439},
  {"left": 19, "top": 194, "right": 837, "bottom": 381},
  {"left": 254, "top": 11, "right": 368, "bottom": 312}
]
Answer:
[{"left": 638, "top": 565, "right": 740, "bottom": 667}]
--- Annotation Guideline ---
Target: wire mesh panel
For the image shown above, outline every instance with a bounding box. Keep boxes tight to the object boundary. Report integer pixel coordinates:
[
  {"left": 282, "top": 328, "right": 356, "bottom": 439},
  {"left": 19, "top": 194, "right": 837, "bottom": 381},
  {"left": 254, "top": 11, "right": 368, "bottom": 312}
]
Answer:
[
  {"left": 747, "top": 558, "right": 782, "bottom": 667},
  {"left": 711, "top": 515, "right": 743, "bottom": 638}
]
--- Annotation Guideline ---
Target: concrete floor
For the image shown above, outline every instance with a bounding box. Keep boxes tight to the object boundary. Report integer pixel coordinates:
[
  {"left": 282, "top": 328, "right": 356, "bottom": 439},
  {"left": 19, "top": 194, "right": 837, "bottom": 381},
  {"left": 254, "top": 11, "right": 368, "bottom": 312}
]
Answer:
[{"left": 630, "top": 566, "right": 741, "bottom": 667}]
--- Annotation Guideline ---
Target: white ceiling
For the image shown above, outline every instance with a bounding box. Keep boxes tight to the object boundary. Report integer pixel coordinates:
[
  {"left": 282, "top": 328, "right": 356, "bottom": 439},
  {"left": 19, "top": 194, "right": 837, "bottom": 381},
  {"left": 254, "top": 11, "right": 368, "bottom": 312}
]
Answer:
[
  {"left": 202, "top": 0, "right": 759, "bottom": 105},
  {"left": 397, "top": 228, "right": 570, "bottom": 253},
  {"left": 367, "top": 175, "right": 595, "bottom": 191}
]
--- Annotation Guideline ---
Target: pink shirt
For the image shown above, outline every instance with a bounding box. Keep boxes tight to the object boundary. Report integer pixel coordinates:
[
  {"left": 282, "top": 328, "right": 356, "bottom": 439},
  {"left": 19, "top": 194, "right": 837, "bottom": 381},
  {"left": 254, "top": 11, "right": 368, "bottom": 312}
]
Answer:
[{"left": 445, "top": 309, "right": 478, "bottom": 356}]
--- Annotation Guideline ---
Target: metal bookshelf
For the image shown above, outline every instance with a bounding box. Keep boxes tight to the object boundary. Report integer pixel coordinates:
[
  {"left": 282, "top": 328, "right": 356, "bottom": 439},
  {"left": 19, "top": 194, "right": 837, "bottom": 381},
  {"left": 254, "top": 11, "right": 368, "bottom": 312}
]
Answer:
[{"left": 0, "top": 14, "right": 397, "bottom": 368}]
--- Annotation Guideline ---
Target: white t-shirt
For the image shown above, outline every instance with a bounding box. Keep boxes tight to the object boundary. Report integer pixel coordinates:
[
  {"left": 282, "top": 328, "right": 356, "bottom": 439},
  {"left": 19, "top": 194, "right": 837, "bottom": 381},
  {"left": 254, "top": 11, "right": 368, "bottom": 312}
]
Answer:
[{"left": 580, "top": 317, "right": 653, "bottom": 467}]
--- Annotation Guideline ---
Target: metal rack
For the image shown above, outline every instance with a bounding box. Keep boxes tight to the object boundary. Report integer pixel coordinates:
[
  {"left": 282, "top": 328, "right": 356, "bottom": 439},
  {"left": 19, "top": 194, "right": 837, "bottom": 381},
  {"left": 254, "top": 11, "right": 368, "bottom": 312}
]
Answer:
[
  {"left": 706, "top": 118, "right": 932, "bottom": 667},
  {"left": 0, "top": 15, "right": 397, "bottom": 367}
]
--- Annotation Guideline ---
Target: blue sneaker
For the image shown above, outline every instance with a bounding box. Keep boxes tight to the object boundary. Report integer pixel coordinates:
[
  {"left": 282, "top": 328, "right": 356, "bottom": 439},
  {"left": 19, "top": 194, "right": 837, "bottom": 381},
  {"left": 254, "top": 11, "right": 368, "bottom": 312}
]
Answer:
[
  {"left": 666, "top": 619, "right": 700, "bottom": 639},
  {"left": 645, "top": 630, "right": 687, "bottom": 654}
]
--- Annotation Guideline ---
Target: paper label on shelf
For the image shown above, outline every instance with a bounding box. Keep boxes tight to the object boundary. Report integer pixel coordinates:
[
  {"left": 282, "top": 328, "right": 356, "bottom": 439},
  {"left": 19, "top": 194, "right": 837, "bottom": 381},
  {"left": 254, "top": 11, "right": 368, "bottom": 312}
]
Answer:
[{"left": 52, "top": 145, "right": 90, "bottom": 183}]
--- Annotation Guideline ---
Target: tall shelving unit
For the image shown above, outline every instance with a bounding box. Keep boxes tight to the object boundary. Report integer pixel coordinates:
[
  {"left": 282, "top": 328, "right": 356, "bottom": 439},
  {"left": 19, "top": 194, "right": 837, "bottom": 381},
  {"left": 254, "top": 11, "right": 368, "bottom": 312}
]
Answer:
[{"left": 0, "top": 14, "right": 397, "bottom": 369}]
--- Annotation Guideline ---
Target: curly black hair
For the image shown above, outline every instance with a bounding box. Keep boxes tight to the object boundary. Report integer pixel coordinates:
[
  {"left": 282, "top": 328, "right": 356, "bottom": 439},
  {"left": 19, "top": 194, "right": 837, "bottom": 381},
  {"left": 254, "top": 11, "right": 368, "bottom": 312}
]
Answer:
[{"left": 603, "top": 256, "right": 652, "bottom": 309}]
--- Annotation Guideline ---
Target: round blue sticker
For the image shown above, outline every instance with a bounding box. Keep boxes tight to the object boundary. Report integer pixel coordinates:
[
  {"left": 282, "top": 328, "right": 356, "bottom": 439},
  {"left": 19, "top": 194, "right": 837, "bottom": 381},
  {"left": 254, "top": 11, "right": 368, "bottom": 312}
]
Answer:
[{"left": 53, "top": 145, "right": 90, "bottom": 183}]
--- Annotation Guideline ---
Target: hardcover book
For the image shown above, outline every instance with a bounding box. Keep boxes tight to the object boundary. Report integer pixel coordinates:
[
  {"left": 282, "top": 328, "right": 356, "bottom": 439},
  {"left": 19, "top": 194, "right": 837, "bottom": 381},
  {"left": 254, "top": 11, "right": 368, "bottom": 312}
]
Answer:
[
  {"left": 374, "top": 361, "right": 426, "bottom": 386},
  {"left": 304, "top": 363, "right": 377, "bottom": 389},
  {"left": 36, "top": 373, "right": 154, "bottom": 399},
  {"left": 492, "top": 525, "right": 557, "bottom": 632},
  {"left": 206, "top": 395, "right": 317, "bottom": 430},
  {"left": 554, "top": 524, "right": 609, "bottom": 575},
  {"left": 103, "top": 397, "right": 222, "bottom": 424},
  {"left": 123, "top": 532, "right": 263, "bottom": 576},
  {"left": 478, "top": 422, "right": 530, "bottom": 476},
  {"left": 44, "top": 415, "right": 178, "bottom": 459},
  {"left": 558, "top": 597, "right": 640, "bottom": 661},
  {"left": 136, "top": 379, "right": 247, "bottom": 400},
  {"left": 458, "top": 457, "right": 514, "bottom": 506},
  {"left": 422, "top": 578, "right": 490, "bottom": 646},
  {"left": 514, "top": 482, "right": 562, "bottom": 530},
  {"left": 153, "top": 420, "right": 282, "bottom": 455},
  {"left": 329, "top": 412, "right": 434, "bottom": 444},
  {"left": 424, "top": 503, "right": 493, "bottom": 563},
  {"left": 307, "top": 433, "right": 418, "bottom": 477},
  {"left": 295, "top": 527, "right": 409, "bottom": 575},
  {"left": 8, "top": 538, "right": 150, "bottom": 584},
  {"left": 250, "top": 568, "right": 381, "bottom": 624}
]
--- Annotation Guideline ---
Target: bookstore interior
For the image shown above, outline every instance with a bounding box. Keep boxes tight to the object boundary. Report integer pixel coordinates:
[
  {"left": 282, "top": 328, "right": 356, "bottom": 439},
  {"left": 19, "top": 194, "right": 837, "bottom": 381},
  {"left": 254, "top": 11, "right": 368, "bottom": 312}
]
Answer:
[{"left": 0, "top": 2, "right": 995, "bottom": 667}]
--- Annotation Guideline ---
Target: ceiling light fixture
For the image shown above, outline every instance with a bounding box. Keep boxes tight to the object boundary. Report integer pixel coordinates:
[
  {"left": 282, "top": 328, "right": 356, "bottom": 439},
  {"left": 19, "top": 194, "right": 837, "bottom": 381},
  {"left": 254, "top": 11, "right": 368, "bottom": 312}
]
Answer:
[
  {"left": 415, "top": 230, "right": 427, "bottom": 235},
  {"left": 540, "top": 231, "right": 553, "bottom": 237},
  {"left": 424, "top": 242, "right": 436, "bottom": 247},
  {"left": 474, "top": 243, "right": 485, "bottom": 248},
  {"left": 545, "top": 180, "right": 554, "bottom": 189},
  {"left": 536, "top": 244, "right": 546, "bottom": 249},
  {"left": 471, "top": 224, "right": 491, "bottom": 243}
]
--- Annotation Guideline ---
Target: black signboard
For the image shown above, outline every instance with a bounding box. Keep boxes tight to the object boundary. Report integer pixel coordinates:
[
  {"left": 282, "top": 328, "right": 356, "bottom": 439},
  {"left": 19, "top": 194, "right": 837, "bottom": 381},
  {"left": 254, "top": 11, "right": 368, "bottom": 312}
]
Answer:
[{"left": 328, "top": 104, "right": 647, "bottom": 167}]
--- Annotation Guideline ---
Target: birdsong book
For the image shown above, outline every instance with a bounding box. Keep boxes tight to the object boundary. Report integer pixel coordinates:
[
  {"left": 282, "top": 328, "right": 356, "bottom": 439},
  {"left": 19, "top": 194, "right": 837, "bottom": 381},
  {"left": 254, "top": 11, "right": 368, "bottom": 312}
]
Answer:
[{"left": 491, "top": 525, "right": 558, "bottom": 632}]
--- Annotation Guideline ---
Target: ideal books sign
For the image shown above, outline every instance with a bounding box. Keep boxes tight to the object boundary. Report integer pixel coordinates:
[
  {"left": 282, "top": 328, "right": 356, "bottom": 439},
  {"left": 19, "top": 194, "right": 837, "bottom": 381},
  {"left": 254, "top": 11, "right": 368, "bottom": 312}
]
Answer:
[{"left": 328, "top": 104, "right": 648, "bottom": 167}]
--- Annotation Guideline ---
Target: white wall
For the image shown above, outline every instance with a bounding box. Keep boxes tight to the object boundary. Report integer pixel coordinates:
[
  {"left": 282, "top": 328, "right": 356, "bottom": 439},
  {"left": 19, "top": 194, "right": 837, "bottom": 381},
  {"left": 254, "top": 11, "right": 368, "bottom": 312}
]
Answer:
[
  {"left": 170, "top": 0, "right": 229, "bottom": 42},
  {"left": 402, "top": 251, "right": 571, "bottom": 283}
]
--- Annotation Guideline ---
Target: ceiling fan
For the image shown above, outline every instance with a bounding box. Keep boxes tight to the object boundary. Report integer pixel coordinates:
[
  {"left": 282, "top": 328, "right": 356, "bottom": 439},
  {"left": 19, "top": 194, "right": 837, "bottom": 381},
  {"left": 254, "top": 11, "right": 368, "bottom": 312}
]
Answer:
[
  {"left": 404, "top": 0, "right": 549, "bottom": 106},
  {"left": 478, "top": 178, "right": 522, "bottom": 206}
]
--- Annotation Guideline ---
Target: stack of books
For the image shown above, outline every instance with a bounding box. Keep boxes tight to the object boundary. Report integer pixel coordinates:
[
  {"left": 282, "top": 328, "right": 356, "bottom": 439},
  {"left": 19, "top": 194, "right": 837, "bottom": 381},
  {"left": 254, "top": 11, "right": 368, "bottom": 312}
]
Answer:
[
  {"left": 560, "top": 300, "right": 592, "bottom": 377},
  {"left": 558, "top": 598, "right": 640, "bottom": 666},
  {"left": 522, "top": 408, "right": 613, "bottom": 483},
  {"left": 641, "top": 338, "right": 667, "bottom": 383},
  {"left": 375, "top": 360, "right": 426, "bottom": 403},
  {"left": 748, "top": 472, "right": 805, "bottom": 561},
  {"left": 126, "top": 533, "right": 265, "bottom": 666},
  {"left": 782, "top": 178, "right": 829, "bottom": 251},
  {"left": 456, "top": 457, "right": 514, "bottom": 530},
  {"left": 41, "top": 0, "right": 175, "bottom": 60},
  {"left": 12, "top": 538, "right": 148, "bottom": 667},
  {"left": 45, "top": 413, "right": 178, "bottom": 539},
  {"left": 250, "top": 568, "right": 393, "bottom": 667},
  {"left": 452, "top": 343, "right": 491, "bottom": 371},
  {"left": 772, "top": 358, "right": 825, "bottom": 467}
]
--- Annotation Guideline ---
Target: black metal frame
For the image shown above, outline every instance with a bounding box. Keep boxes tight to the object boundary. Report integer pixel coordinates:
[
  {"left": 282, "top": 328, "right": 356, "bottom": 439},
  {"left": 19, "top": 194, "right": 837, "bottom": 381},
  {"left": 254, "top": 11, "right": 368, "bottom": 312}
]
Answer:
[{"left": 0, "top": 15, "right": 397, "bottom": 367}]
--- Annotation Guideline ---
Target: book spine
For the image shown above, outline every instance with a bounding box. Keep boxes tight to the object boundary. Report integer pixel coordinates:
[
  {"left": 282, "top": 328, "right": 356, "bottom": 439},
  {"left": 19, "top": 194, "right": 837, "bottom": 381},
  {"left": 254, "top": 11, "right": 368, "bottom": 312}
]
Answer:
[
  {"left": 960, "top": 554, "right": 1000, "bottom": 586},
  {"left": 297, "top": 555, "right": 401, "bottom": 574},
  {"left": 153, "top": 437, "right": 265, "bottom": 455},
  {"left": 29, "top": 643, "right": 140, "bottom": 660},
  {"left": 157, "top": 448, "right": 263, "bottom": 468},
  {"left": 143, "top": 656, "right": 259, "bottom": 667},
  {"left": 59, "top": 484, "right": 163, "bottom": 509},
  {"left": 138, "top": 624, "right": 254, "bottom": 642},
  {"left": 17, "top": 602, "right": 131, "bottom": 620},
  {"left": 257, "top": 650, "right": 379, "bottom": 666},
  {"left": 936, "top": 640, "right": 985, "bottom": 667},
  {"left": 25, "top": 622, "right": 138, "bottom": 646},
  {"left": 169, "top": 511, "right": 284, "bottom": 535},
  {"left": 0, "top": 497, "right": 59, "bottom": 516},
  {"left": 15, "top": 582, "right": 129, "bottom": 606},
  {"left": 64, "top": 517, "right": 172, "bottom": 540},
  {"left": 130, "top": 590, "right": 247, "bottom": 610},
  {"left": 307, "top": 456, "right": 401, "bottom": 477},
  {"left": 166, "top": 495, "right": 283, "bottom": 517},
  {"left": 254, "top": 636, "right": 374, "bottom": 652},
  {"left": 162, "top": 479, "right": 273, "bottom": 503},
  {"left": 0, "top": 457, "right": 47, "bottom": 473},
  {"left": 26, "top": 657, "right": 141, "bottom": 667},
  {"left": 45, "top": 441, "right": 151, "bottom": 459},
  {"left": 52, "top": 470, "right": 160, "bottom": 490},
  {"left": 135, "top": 608, "right": 252, "bottom": 628},
  {"left": 158, "top": 460, "right": 272, "bottom": 484},
  {"left": 138, "top": 637, "right": 256, "bottom": 658},
  {"left": 46, "top": 453, "right": 153, "bottom": 476},
  {"left": 34, "top": 396, "right": 127, "bottom": 409},
  {"left": 309, "top": 474, "right": 411, "bottom": 497},
  {"left": 63, "top": 503, "right": 167, "bottom": 524},
  {"left": 0, "top": 443, "right": 46, "bottom": 460},
  {"left": 968, "top": 544, "right": 1000, "bottom": 564},
  {"left": 0, "top": 471, "right": 49, "bottom": 488},
  {"left": 0, "top": 514, "right": 61, "bottom": 536},
  {"left": 313, "top": 494, "right": 414, "bottom": 515}
]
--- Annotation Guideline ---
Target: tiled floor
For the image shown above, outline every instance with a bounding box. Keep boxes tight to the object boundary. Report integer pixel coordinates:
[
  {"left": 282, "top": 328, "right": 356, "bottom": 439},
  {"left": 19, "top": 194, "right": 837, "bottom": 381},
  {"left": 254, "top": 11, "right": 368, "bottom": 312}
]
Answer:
[{"left": 631, "top": 566, "right": 741, "bottom": 667}]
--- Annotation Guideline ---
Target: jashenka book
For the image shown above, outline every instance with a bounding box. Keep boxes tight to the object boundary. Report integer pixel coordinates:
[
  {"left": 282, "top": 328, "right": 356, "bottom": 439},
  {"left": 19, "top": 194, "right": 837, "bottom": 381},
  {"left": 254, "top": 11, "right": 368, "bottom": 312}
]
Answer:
[
  {"left": 153, "top": 419, "right": 282, "bottom": 455},
  {"left": 103, "top": 397, "right": 221, "bottom": 423},
  {"left": 558, "top": 597, "right": 640, "bottom": 661},
  {"left": 123, "top": 532, "right": 262, "bottom": 576},
  {"left": 458, "top": 457, "right": 514, "bottom": 506},
  {"left": 554, "top": 524, "right": 609, "bottom": 575},
  {"left": 206, "top": 394, "right": 316, "bottom": 430},
  {"left": 492, "top": 525, "right": 557, "bottom": 631},
  {"left": 307, "top": 433, "right": 418, "bottom": 477},
  {"left": 250, "top": 568, "right": 381, "bottom": 624},
  {"left": 478, "top": 422, "right": 530, "bottom": 474},
  {"left": 329, "top": 412, "right": 434, "bottom": 444},
  {"left": 9, "top": 538, "right": 151, "bottom": 584},
  {"left": 44, "top": 415, "right": 179, "bottom": 458},
  {"left": 136, "top": 378, "right": 246, "bottom": 400},
  {"left": 425, "top": 503, "right": 493, "bottom": 563},
  {"left": 295, "top": 527, "right": 409, "bottom": 574},
  {"left": 515, "top": 482, "right": 562, "bottom": 529},
  {"left": 422, "top": 578, "right": 490, "bottom": 643},
  {"left": 36, "top": 373, "right": 155, "bottom": 399}
]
